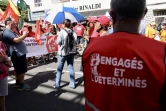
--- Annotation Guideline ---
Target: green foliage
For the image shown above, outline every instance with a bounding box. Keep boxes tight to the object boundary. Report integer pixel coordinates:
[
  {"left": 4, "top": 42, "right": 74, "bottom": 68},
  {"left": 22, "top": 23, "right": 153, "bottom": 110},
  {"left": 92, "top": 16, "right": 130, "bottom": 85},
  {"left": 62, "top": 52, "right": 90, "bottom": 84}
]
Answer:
[
  {"left": 0, "top": 0, "right": 8, "bottom": 11},
  {"left": 17, "top": 0, "right": 29, "bottom": 22},
  {"left": 20, "top": 9, "right": 28, "bottom": 22}
]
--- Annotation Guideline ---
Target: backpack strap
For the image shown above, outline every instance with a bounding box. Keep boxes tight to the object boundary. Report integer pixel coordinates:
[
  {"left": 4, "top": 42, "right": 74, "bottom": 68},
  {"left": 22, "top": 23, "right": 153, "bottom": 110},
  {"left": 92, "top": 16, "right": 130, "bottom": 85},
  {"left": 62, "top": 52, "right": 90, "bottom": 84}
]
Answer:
[
  {"left": 63, "top": 29, "right": 75, "bottom": 40},
  {"left": 63, "top": 29, "right": 73, "bottom": 34},
  {"left": 160, "top": 44, "right": 166, "bottom": 111},
  {"left": 1, "top": 29, "right": 11, "bottom": 57},
  {"left": 63, "top": 29, "right": 68, "bottom": 33}
]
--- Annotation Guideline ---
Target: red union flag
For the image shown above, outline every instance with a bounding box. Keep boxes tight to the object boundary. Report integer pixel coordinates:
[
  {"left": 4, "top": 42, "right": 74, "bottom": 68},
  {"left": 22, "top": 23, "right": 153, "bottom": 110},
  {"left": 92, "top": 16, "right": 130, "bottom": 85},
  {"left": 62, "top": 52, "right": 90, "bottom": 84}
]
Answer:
[
  {"left": 0, "top": 0, "right": 20, "bottom": 23},
  {"left": 34, "top": 20, "right": 42, "bottom": 45},
  {"left": 46, "top": 36, "right": 58, "bottom": 53}
]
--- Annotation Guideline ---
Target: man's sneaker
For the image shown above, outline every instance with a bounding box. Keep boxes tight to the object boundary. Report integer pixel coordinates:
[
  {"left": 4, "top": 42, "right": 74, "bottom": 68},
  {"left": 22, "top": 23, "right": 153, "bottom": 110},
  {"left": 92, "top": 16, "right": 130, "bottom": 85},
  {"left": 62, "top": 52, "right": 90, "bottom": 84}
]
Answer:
[
  {"left": 14, "top": 83, "right": 20, "bottom": 88},
  {"left": 70, "top": 86, "right": 75, "bottom": 89},
  {"left": 18, "top": 83, "right": 31, "bottom": 91},
  {"left": 53, "top": 85, "right": 56, "bottom": 88},
  {"left": 53, "top": 85, "right": 60, "bottom": 89}
]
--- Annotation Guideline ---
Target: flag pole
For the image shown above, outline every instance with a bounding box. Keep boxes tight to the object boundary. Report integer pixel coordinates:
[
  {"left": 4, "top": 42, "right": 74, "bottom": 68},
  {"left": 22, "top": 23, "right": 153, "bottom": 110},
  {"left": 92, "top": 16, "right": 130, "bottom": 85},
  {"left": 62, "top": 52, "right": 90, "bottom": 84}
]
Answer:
[{"left": 8, "top": 0, "right": 23, "bottom": 30}]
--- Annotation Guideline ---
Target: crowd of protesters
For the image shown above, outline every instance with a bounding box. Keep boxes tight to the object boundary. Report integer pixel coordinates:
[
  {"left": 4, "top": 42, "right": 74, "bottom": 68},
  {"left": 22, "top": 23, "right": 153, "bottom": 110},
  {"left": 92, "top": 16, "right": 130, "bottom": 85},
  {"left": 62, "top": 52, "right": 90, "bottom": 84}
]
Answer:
[
  {"left": 0, "top": 1, "right": 166, "bottom": 110},
  {"left": 145, "top": 18, "right": 166, "bottom": 42},
  {"left": 0, "top": 15, "right": 112, "bottom": 111}
]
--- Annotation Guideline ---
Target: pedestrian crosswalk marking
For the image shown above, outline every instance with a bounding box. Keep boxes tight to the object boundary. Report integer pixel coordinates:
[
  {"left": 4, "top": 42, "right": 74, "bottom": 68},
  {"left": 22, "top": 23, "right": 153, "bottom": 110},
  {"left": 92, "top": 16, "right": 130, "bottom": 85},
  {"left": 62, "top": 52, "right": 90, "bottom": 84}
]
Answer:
[{"left": 46, "top": 68, "right": 83, "bottom": 75}]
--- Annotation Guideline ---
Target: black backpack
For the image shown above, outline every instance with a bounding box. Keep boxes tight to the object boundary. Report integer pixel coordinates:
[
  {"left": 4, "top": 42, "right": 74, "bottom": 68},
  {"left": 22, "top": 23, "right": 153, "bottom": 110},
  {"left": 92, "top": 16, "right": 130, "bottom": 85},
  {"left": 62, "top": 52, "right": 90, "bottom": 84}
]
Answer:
[{"left": 63, "top": 29, "right": 77, "bottom": 56}]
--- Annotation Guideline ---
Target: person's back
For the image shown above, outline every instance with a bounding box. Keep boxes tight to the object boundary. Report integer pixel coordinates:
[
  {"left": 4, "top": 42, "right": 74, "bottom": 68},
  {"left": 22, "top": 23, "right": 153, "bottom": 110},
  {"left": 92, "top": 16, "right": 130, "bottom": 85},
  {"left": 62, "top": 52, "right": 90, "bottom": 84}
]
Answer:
[
  {"left": 57, "top": 28, "right": 77, "bottom": 56},
  {"left": 83, "top": 0, "right": 166, "bottom": 111},
  {"left": 73, "top": 24, "right": 85, "bottom": 37},
  {"left": 83, "top": 33, "right": 165, "bottom": 111},
  {"left": 55, "top": 19, "right": 77, "bottom": 89}
]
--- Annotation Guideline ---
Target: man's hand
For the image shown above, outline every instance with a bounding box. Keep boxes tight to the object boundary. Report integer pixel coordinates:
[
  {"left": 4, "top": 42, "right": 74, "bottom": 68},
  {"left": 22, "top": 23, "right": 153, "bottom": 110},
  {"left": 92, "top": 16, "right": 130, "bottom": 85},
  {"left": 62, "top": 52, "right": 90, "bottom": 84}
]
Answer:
[
  {"left": 22, "top": 31, "right": 28, "bottom": 37},
  {"left": 13, "top": 32, "right": 28, "bottom": 43},
  {"left": 5, "top": 61, "right": 12, "bottom": 67},
  {"left": 4, "top": 55, "right": 12, "bottom": 67}
]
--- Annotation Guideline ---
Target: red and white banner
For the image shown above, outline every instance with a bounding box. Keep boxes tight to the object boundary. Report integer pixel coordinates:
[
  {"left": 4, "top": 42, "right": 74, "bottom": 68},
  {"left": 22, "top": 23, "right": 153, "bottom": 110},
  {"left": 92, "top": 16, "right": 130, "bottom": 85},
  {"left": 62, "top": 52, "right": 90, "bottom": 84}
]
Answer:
[{"left": 24, "top": 36, "right": 58, "bottom": 57}]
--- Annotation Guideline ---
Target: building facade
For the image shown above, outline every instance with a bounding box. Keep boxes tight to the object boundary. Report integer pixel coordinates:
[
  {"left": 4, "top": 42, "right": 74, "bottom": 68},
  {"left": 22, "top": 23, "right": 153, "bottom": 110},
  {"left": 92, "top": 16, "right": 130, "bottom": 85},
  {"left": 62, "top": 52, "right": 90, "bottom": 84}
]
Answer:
[
  {"left": 28, "top": 0, "right": 110, "bottom": 21},
  {"left": 28, "top": 0, "right": 166, "bottom": 24}
]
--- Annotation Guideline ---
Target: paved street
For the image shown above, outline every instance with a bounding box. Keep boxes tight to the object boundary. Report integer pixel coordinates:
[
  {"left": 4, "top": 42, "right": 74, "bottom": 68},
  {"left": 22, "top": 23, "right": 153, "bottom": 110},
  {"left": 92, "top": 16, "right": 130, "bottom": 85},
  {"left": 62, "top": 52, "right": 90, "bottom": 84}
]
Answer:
[{"left": 6, "top": 56, "right": 85, "bottom": 111}]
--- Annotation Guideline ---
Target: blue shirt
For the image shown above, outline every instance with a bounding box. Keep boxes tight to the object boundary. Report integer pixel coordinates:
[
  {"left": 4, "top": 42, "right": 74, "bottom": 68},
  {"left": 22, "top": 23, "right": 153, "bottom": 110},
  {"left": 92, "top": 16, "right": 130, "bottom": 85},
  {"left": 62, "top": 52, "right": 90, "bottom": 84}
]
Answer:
[{"left": 3, "top": 29, "right": 28, "bottom": 56}]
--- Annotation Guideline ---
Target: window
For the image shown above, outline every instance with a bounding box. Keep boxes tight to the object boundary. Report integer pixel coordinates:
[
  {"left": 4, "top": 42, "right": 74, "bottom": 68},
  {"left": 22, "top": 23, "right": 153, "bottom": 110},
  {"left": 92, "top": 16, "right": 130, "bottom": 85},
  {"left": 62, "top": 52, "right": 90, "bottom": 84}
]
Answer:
[
  {"left": 31, "top": 11, "right": 45, "bottom": 20},
  {"left": 155, "top": 17, "right": 165, "bottom": 25},
  {"left": 152, "top": 10, "right": 166, "bottom": 24},
  {"left": 35, "top": 3, "right": 42, "bottom": 7},
  {"left": 34, "top": 0, "right": 42, "bottom": 3},
  {"left": 51, "top": 0, "right": 70, "bottom": 4},
  {"left": 154, "top": 9, "right": 166, "bottom": 16},
  {"left": 34, "top": 0, "right": 42, "bottom": 7}
]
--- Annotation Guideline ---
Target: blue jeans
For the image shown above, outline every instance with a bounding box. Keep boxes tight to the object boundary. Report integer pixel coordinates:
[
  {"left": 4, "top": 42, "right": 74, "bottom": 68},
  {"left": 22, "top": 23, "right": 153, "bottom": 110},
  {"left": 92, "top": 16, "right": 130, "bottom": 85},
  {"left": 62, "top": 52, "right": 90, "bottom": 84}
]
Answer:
[{"left": 56, "top": 55, "right": 75, "bottom": 88}]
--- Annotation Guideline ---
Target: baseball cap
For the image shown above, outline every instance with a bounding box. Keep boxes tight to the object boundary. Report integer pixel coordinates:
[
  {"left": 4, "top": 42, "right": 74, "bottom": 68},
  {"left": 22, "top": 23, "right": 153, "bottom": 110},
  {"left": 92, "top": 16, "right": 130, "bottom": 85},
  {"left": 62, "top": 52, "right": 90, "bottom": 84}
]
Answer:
[
  {"left": 97, "top": 16, "right": 110, "bottom": 27},
  {"left": 88, "top": 17, "right": 97, "bottom": 23}
]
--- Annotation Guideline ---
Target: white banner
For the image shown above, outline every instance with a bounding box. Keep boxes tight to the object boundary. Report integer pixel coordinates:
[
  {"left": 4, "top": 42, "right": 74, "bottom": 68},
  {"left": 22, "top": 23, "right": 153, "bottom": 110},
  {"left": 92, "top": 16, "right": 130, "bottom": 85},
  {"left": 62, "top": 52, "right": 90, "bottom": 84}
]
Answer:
[{"left": 24, "top": 36, "right": 58, "bottom": 57}]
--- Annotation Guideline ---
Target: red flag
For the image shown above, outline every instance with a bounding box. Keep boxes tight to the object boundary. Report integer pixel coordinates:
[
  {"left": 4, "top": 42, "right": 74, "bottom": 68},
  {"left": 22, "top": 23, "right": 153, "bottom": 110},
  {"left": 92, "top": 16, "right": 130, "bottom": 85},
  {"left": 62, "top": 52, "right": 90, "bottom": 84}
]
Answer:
[
  {"left": 39, "top": 18, "right": 43, "bottom": 25},
  {"left": 0, "top": 0, "right": 20, "bottom": 23},
  {"left": 57, "top": 24, "right": 63, "bottom": 29},
  {"left": 0, "top": 13, "right": 3, "bottom": 20},
  {"left": 34, "top": 20, "right": 42, "bottom": 45}
]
